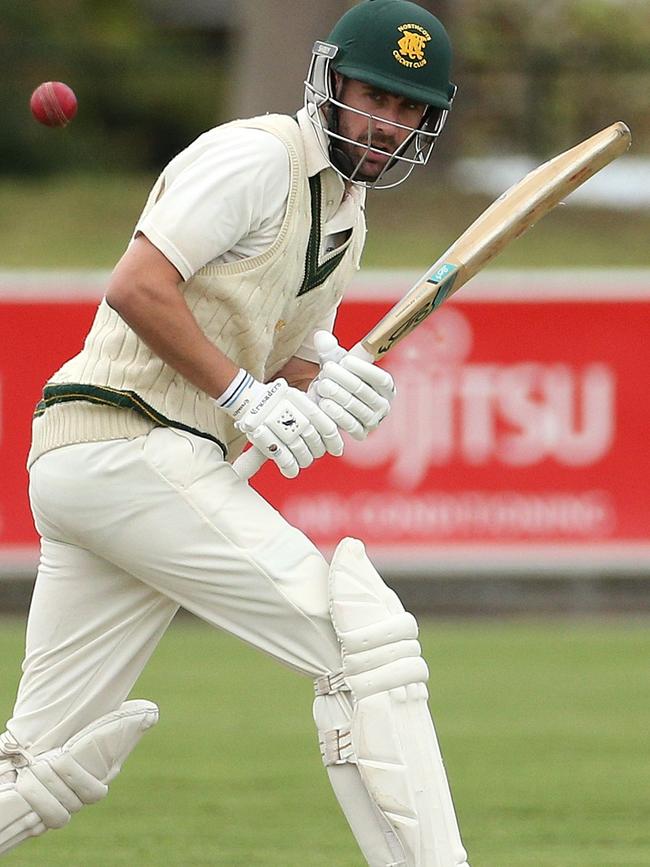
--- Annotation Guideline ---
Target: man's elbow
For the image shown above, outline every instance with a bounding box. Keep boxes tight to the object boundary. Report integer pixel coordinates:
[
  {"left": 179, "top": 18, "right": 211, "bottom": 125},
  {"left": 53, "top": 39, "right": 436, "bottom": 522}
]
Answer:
[
  {"left": 105, "top": 276, "right": 129, "bottom": 314},
  {"left": 105, "top": 236, "right": 183, "bottom": 316},
  {"left": 105, "top": 272, "right": 163, "bottom": 318}
]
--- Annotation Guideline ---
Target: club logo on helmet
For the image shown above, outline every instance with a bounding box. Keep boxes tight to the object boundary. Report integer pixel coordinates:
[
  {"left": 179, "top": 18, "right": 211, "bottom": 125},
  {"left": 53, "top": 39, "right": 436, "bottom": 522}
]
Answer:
[{"left": 394, "top": 23, "right": 431, "bottom": 69}]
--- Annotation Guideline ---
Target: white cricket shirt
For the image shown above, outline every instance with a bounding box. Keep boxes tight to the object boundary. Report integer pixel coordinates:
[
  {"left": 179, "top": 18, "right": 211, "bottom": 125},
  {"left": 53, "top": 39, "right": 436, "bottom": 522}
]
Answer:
[{"left": 135, "top": 108, "right": 365, "bottom": 362}]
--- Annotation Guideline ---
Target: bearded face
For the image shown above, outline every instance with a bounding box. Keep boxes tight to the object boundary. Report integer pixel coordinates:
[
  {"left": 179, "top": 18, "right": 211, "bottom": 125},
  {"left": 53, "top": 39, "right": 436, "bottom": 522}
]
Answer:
[{"left": 332, "top": 75, "right": 427, "bottom": 182}]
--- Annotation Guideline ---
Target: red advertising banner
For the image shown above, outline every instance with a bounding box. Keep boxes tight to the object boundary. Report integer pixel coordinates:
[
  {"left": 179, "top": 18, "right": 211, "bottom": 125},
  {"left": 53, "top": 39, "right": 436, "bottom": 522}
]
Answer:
[
  {"left": 0, "top": 275, "right": 104, "bottom": 569},
  {"left": 1, "top": 270, "right": 649, "bottom": 573}
]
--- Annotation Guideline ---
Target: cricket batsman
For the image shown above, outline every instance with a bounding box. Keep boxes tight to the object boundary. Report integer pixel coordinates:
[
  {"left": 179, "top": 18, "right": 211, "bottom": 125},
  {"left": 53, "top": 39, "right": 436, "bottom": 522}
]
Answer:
[{"left": 0, "top": 2, "right": 469, "bottom": 864}]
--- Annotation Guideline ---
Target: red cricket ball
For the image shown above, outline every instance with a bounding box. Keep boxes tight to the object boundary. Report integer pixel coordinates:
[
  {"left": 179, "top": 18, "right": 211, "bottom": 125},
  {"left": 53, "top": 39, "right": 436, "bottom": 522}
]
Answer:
[{"left": 30, "top": 81, "right": 78, "bottom": 128}]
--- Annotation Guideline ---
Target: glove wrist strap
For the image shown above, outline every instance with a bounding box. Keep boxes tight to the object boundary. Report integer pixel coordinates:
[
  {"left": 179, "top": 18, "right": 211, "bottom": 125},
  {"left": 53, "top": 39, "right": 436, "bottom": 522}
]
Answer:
[{"left": 215, "top": 369, "right": 258, "bottom": 420}]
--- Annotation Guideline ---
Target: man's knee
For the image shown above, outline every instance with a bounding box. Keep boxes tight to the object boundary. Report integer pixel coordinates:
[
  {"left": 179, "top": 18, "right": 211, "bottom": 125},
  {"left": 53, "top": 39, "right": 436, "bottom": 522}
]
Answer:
[{"left": 0, "top": 699, "right": 158, "bottom": 857}]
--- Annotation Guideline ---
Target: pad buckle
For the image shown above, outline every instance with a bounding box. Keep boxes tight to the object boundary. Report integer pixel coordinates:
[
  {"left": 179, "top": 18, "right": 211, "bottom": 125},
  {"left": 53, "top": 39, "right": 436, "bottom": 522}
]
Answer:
[
  {"left": 0, "top": 736, "right": 30, "bottom": 769},
  {"left": 313, "top": 671, "right": 347, "bottom": 696},
  {"left": 319, "top": 726, "right": 355, "bottom": 766}
]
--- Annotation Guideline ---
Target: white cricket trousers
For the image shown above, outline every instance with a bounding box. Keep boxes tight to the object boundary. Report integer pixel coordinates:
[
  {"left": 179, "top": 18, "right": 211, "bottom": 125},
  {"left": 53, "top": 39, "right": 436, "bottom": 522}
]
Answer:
[{"left": 8, "top": 427, "right": 342, "bottom": 755}]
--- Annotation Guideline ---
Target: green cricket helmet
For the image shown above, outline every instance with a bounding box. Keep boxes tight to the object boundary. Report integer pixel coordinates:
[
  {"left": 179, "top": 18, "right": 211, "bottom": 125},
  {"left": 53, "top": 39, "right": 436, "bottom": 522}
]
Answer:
[{"left": 305, "top": 0, "right": 457, "bottom": 189}]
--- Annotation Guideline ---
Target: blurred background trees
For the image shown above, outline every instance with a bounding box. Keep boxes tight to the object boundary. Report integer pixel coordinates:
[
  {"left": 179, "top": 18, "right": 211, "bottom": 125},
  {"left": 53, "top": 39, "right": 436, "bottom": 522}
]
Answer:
[
  {"left": 1, "top": 0, "right": 648, "bottom": 176},
  {"left": 0, "top": 0, "right": 227, "bottom": 175},
  {"left": 455, "top": 0, "right": 650, "bottom": 155}
]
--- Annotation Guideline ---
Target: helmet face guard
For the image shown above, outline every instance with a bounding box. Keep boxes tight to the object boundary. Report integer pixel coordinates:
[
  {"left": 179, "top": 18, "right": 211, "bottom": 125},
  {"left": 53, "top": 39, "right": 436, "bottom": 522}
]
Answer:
[
  {"left": 304, "top": 1, "right": 456, "bottom": 190},
  {"left": 305, "top": 41, "right": 455, "bottom": 189}
]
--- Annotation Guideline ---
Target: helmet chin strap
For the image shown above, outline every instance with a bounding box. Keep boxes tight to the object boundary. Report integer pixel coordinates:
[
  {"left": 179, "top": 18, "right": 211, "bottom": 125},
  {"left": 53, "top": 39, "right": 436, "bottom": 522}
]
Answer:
[
  {"left": 330, "top": 144, "right": 357, "bottom": 178},
  {"left": 326, "top": 74, "right": 380, "bottom": 182},
  {"left": 326, "top": 85, "right": 358, "bottom": 179}
]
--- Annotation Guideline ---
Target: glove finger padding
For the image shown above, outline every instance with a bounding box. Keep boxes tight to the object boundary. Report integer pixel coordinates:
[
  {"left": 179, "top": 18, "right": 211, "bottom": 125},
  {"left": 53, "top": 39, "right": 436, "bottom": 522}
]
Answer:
[
  {"left": 318, "top": 398, "right": 368, "bottom": 441},
  {"left": 316, "top": 359, "right": 394, "bottom": 435},
  {"left": 317, "top": 375, "right": 388, "bottom": 427},
  {"left": 320, "top": 361, "right": 392, "bottom": 411},
  {"left": 249, "top": 426, "right": 300, "bottom": 478},
  {"left": 279, "top": 435, "right": 314, "bottom": 470},
  {"left": 252, "top": 424, "right": 316, "bottom": 470},
  {"left": 338, "top": 355, "right": 396, "bottom": 402},
  {"left": 297, "top": 425, "right": 327, "bottom": 460},
  {"left": 290, "top": 389, "right": 344, "bottom": 457}
]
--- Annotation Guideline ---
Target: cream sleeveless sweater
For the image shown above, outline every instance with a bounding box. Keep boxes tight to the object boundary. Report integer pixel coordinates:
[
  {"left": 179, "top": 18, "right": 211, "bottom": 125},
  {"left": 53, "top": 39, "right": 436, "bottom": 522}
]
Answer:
[{"left": 29, "top": 114, "right": 366, "bottom": 467}]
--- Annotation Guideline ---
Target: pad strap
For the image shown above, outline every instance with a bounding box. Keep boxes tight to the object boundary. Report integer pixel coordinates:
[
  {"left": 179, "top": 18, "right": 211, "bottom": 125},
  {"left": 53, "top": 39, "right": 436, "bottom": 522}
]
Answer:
[
  {"left": 314, "top": 670, "right": 347, "bottom": 696},
  {"left": 319, "top": 726, "right": 355, "bottom": 766}
]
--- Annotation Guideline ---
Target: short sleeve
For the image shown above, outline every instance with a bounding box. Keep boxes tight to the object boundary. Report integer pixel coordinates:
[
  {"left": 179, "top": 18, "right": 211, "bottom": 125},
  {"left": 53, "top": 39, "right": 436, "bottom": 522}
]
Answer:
[{"left": 135, "top": 127, "right": 291, "bottom": 279}]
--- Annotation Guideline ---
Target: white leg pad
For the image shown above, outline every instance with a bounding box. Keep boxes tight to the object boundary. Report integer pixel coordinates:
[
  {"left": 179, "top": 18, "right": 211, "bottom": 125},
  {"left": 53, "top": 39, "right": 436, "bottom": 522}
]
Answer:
[
  {"left": 314, "top": 688, "right": 407, "bottom": 867},
  {"left": 0, "top": 699, "right": 159, "bottom": 857},
  {"left": 322, "top": 538, "right": 469, "bottom": 867}
]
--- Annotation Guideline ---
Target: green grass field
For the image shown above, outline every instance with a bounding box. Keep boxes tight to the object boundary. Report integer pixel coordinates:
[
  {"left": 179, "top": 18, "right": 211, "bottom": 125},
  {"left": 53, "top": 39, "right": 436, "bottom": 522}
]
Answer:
[
  {"left": 1, "top": 173, "right": 649, "bottom": 270},
  {"left": 1, "top": 615, "right": 648, "bottom": 866}
]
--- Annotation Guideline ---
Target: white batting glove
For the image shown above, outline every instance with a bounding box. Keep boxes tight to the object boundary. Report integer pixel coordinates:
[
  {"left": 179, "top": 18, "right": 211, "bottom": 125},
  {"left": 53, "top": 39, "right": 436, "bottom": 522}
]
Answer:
[
  {"left": 309, "top": 331, "right": 396, "bottom": 441},
  {"left": 216, "top": 369, "right": 344, "bottom": 478}
]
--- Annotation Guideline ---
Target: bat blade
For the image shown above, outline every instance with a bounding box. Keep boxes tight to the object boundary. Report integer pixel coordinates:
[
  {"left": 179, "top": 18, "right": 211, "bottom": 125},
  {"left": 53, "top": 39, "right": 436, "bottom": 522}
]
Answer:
[{"left": 359, "top": 121, "right": 631, "bottom": 359}]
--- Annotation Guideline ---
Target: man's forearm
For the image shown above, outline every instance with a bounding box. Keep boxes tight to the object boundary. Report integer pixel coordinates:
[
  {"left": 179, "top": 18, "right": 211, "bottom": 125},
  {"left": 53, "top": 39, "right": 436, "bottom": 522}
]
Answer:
[
  {"left": 106, "top": 237, "right": 239, "bottom": 399},
  {"left": 274, "top": 357, "right": 319, "bottom": 392},
  {"left": 107, "top": 281, "right": 238, "bottom": 398}
]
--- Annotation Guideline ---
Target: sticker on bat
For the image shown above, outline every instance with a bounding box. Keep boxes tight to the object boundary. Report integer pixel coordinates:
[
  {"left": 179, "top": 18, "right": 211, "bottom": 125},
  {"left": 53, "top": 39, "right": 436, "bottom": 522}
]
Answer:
[
  {"left": 427, "top": 262, "right": 459, "bottom": 306},
  {"left": 375, "top": 264, "right": 459, "bottom": 355}
]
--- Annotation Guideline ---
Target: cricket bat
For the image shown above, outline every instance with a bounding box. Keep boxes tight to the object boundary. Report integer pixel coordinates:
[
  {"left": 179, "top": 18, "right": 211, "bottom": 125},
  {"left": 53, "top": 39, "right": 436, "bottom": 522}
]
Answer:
[{"left": 234, "top": 121, "right": 631, "bottom": 480}]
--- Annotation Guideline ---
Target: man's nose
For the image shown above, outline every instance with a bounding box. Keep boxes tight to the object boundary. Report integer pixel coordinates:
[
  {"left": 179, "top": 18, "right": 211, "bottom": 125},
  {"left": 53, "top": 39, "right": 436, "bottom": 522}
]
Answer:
[
  {"left": 371, "top": 115, "right": 402, "bottom": 147},
  {"left": 374, "top": 105, "right": 401, "bottom": 129}
]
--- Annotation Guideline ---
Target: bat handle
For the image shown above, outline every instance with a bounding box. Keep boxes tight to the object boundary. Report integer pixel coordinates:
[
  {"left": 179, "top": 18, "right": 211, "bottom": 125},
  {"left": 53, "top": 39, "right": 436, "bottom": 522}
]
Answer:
[
  {"left": 232, "top": 445, "right": 267, "bottom": 481},
  {"left": 347, "top": 341, "right": 375, "bottom": 362},
  {"left": 232, "top": 341, "right": 375, "bottom": 481}
]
